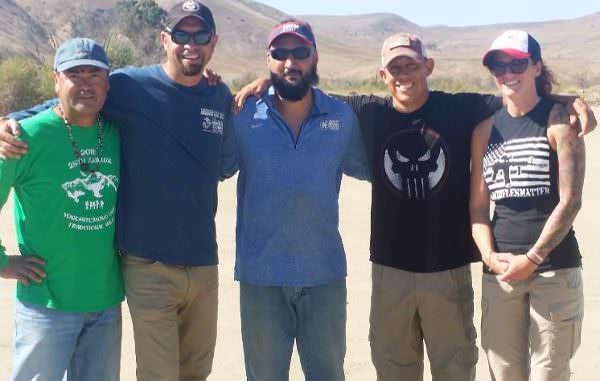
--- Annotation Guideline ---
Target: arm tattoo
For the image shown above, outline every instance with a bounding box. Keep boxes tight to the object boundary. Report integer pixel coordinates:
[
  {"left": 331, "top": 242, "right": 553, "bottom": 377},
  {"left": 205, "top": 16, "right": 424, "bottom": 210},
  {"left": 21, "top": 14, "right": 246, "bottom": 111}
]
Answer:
[{"left": 532, "top": 110, "right": 585, "bottom": 257}]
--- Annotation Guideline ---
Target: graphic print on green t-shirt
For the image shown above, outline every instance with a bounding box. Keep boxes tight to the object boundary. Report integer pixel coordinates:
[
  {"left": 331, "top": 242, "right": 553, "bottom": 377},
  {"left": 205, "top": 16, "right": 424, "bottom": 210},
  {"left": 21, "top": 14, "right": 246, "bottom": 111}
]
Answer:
[{"left": 0, "top": 108, "right": 123, "bottom": 312}]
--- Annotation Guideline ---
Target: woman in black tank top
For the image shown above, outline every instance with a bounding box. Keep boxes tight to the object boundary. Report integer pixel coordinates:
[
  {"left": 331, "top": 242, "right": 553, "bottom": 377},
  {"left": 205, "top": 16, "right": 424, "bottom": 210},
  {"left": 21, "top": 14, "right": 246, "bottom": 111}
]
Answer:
[{"left": 470, "top": 30, "right": 585, "bottom": 381}]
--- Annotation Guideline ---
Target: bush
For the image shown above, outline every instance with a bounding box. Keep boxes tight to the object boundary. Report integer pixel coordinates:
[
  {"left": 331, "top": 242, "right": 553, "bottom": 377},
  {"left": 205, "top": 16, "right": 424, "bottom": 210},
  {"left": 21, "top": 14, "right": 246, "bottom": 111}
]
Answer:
[
  {"left": 107, "top": 40, "right": 136, "bottom": 69},
  {"left": 0, "top": 58, "right": 54, "bottom": 115},
  {"left": 116, "top": 0, "right": 166, "bottom": 63}
]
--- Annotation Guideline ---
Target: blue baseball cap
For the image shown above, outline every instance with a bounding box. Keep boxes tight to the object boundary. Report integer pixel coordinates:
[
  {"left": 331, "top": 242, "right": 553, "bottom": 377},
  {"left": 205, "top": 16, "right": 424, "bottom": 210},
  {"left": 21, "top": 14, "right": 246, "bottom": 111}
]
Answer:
[{"left": 54, "top": 38, "right": 110, "bottom": 72}]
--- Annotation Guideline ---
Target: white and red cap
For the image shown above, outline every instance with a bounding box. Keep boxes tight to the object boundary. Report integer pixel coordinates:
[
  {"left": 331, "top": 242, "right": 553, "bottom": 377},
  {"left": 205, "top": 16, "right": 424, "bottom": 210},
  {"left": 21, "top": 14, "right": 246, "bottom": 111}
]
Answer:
[
  {"left": 381, "top": 32, "right": 427, "bottom": 68},
  {"left": 482, "top": 30, "right": 541, "bottom": 65}
]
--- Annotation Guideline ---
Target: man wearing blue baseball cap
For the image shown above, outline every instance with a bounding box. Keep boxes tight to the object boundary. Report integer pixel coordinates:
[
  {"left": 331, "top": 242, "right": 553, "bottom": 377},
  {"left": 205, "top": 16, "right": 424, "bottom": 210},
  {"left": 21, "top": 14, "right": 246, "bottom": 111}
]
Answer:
[
  {"left": 0, "top": 37, "right": 123, "bottom": 381},
  {"left": 221, "top": 19, "right": 368, "bottom": 380},
  {"left": 0, "top": 1, "right": 231, "bottom": 380}
]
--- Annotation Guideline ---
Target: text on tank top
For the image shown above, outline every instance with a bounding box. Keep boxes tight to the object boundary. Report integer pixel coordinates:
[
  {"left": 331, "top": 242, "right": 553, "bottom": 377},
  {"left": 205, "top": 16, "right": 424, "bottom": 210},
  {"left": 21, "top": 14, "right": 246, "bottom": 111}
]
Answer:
[{"left": 482, "top": 97, "right": 580, "bottom": 272}]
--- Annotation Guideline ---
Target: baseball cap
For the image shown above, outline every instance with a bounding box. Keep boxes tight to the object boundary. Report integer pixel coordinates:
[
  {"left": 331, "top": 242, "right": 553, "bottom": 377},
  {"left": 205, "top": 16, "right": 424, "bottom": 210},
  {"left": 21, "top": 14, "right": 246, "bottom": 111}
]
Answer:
[
  {"left": 54, "top": 38, "right": 110, "bottom": 72},
  {"left": 381, "top": 33, "right": 427, "bottom": 68},
  {"left": 482, "top": 30, "right": 541, "bottom": 65},
  {"left": 267, "top": 20, "right": 316, "bottom": 48},
  {"left": 164, "top": 0, "right": 216, "bottom": 32}
]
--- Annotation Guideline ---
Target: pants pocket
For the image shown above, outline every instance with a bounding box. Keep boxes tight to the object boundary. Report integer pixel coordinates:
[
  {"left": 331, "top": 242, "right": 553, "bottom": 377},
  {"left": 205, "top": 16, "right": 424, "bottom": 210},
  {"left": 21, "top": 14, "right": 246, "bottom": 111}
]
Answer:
[{"left": 544, "top": 269, "right": 584, "bottom": 361}]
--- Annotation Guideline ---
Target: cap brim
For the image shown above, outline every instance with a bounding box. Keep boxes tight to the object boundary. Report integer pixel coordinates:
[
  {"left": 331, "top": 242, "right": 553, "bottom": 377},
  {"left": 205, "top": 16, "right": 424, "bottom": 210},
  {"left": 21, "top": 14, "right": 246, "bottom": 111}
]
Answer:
[
  {"left": 482, "top": 48, "right": 530, "bottom": 65},
  {"left": 169, "top": 14, "right": 210, "bottom": 31},
  {"left": 382, "top": 48, "right": 424, "bottom": 68},
  {"left": 56, "top": 59, "right": 110, "bottom": 72},
  {"left": 269, "top": 32, "right": 313, "bottom": 47}
]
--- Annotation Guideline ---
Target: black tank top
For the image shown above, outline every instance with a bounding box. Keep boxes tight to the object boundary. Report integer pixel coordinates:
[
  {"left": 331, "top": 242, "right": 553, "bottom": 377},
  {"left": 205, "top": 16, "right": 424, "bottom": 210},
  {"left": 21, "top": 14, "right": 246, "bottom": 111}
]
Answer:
[{"left": 483, "top": 97, "right": 580, "bottom": 272}]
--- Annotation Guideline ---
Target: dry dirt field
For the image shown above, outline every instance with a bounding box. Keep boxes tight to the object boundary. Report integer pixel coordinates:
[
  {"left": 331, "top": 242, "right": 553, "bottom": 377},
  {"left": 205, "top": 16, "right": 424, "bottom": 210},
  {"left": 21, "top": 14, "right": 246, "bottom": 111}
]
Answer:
[{"left": 0, "top": 108, "right": 598, "bottom": 380}]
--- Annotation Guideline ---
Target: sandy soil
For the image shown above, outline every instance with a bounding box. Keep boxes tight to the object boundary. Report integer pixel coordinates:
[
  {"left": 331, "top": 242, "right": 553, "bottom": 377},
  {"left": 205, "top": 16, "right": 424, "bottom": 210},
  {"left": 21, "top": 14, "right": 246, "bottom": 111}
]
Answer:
[{"left": 0, "top": 108, "right": 598, "bottom": 380}]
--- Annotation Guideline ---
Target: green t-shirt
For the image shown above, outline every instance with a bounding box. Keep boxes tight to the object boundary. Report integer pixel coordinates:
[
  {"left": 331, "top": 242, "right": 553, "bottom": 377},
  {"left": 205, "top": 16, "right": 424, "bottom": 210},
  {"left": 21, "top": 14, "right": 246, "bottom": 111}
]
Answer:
[{"left": 0, "top": 108, "right": 123, "bottom": 312}]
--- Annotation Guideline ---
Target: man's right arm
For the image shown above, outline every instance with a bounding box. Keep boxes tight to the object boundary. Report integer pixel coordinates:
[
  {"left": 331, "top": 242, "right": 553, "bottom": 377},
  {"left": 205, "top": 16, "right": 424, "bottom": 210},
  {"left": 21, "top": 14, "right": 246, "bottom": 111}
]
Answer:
[
  {"left": 0, "top": 99, "right": 58, "bottom": 159},
  {"left": 7, "top": 99, "right": 58, "bottom": 121},
  {"left": 0, "top": 157, "right": 46, "bottom": 285},
  {"left": 219, "top": 110, "right": 240, "bottom": 180}
]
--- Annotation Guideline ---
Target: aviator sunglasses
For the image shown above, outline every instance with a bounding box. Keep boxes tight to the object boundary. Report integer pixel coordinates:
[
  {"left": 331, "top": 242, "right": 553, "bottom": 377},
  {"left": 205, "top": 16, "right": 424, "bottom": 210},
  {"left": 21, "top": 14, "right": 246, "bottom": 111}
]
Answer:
[
  {"left": 270, "top": 46, "right": 312, "bottom": 61},
  {"left": 486, "top": 58, "right": 530, "bottom": 77},
  {"left": 167, "top": 28, "right": 213, "bottom": 45}
]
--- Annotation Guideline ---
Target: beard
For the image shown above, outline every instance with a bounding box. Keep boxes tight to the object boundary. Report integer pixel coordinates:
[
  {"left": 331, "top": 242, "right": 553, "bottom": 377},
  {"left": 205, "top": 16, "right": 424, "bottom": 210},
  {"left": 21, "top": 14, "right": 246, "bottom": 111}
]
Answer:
[
  {"left": 182, "top": 62, "right": 203, "bottom": 77},
  {"left": 270, "top": 64, "right": 319, "bottom": 102}
]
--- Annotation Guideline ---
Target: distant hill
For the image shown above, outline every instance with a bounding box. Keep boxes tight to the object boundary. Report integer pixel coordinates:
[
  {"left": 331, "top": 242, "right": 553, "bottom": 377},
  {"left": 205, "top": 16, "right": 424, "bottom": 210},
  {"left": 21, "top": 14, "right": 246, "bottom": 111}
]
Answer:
[{"left": 1, "top": 0, "right": 599, "bottom": 89}]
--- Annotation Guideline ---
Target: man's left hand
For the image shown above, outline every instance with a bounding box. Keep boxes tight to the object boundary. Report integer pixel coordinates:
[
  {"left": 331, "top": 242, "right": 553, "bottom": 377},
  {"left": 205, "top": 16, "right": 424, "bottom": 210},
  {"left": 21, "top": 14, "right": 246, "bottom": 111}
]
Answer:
[
  {"left": 203, "top": 68, "right": 221, "bottom": 86},
  {"left": 567, "top": 97, "right": 597, "bottom": 137}
]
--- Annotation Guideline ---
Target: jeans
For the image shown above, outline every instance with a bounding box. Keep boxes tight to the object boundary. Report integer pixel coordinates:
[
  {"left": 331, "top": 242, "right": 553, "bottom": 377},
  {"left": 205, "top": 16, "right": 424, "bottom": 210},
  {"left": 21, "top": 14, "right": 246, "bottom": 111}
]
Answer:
[
  {"left": 240, "top": 279, "right": 347, "bottom": 381},
  {"left": 11, "top": 301, "right": 122, "bottom": 381}
]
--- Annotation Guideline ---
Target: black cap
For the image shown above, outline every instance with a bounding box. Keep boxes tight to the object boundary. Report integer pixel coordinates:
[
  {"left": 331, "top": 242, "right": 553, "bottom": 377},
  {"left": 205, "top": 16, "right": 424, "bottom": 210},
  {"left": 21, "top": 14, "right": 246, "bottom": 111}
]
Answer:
[{"left": 164, "top": 0, "right": 216, "bottom": 32}]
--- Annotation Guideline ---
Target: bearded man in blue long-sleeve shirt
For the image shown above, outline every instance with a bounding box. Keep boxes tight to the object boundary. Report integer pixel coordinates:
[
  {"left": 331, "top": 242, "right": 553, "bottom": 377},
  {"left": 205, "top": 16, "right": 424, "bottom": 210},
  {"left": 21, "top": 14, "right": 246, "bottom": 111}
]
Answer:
[{"left": 221, "top": 19, "right": 369, "bottom": 381}]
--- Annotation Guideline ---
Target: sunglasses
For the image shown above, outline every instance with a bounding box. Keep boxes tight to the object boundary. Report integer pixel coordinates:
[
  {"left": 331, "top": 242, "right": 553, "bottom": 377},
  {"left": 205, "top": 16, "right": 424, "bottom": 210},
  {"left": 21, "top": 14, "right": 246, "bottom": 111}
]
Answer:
[
  {"left": 167, "top": 29, "right": 213, "bottom": 45},
  {"left": 487, "top": 58, "right": 529, "bottom": 76},
  {"left": 270, "top": 47, "right": 312, "bottom": 61}
]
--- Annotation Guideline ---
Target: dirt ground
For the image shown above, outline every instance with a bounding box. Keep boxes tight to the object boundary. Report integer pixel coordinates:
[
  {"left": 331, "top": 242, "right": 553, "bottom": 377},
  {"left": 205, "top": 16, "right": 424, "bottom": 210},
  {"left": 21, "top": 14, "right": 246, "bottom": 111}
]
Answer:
[{"left": 0, "top": 109, "right": 598, "bottom": 380}]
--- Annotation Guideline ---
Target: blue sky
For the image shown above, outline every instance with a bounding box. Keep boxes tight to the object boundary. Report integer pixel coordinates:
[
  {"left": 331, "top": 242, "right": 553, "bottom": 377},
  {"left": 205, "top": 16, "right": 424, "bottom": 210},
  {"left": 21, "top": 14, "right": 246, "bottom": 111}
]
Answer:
[{"left": 258, "top": 1, "right": 599, "bottom": 26}]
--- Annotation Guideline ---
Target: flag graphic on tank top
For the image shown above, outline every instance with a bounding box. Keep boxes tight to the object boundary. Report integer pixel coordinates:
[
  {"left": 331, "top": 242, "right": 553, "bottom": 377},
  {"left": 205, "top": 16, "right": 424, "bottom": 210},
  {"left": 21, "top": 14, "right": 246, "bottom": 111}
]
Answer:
[{"left": 483, "top": 136, "right": 551, "bottom": 201}]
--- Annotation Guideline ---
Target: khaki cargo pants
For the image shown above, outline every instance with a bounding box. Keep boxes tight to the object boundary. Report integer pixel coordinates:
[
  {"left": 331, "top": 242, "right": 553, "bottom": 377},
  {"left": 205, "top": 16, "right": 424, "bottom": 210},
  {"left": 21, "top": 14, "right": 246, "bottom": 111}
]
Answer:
[
  {"left": 482, "top": 267, "right": 584, "bottom": 381},
  {"left": 369, "top": 263, "right": 478, "bottom": 381},
  {"left": 122, "top": 255, "right": 219, "bottom": 381}
]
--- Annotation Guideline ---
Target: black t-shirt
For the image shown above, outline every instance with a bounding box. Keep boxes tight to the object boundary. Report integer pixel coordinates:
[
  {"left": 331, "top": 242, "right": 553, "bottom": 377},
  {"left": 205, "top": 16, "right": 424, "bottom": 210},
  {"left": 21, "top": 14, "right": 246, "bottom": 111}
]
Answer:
[
  {"left": 343, "top": 91, "right": 499, "bottom": 272},
  {"left": 484, "top": 98, "right": 581, "bottom": 273}
]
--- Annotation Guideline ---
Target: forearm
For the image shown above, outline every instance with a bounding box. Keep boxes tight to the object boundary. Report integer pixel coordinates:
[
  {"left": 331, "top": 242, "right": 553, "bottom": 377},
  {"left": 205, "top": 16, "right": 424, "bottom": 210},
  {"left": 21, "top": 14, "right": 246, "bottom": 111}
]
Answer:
[
  {"left": 530, "top": 198, "right": 581, "bottom": 258},
  {"left": 7, "top": 99, "right": 58, "bottom": 121},
  {"left": 471, "top": 215, "right": 496, "bottom": 264},
  {"left": 532, "top": 105, "right": 586, "bottom": 259},
  {"left": 548, "top": 93, "right": 575, "bottom": 105}
]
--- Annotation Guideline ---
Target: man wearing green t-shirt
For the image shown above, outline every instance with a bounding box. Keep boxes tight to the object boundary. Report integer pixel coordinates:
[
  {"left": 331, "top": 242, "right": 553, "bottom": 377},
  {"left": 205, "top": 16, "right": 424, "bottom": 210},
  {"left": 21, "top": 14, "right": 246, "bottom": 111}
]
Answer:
[{"left": 0, "top": 38, "right": 123, "bottom": 381}]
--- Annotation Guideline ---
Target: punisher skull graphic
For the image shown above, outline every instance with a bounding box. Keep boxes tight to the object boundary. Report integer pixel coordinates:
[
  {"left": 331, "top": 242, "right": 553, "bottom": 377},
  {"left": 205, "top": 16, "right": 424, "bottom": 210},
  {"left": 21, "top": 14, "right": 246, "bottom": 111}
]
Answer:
[{"left": 383, "top": 127, "right": 448, "bottom": 200}]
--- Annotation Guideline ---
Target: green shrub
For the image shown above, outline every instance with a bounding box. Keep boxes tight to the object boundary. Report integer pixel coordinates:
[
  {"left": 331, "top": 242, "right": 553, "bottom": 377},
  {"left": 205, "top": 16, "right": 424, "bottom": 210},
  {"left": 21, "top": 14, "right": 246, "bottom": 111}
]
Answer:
[
  {"left": 107, "top": 40, "right": 136, "bottom": 69},
  {"left": 0, "top": 58, "right": 54, "bottom": 115}
]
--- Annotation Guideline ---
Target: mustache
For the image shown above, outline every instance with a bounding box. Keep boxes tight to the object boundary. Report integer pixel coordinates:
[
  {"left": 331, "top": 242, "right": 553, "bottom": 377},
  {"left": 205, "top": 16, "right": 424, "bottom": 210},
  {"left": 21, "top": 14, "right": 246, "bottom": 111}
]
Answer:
[
  {"left": 75, "top": 89, "right": 97, "bottom": 97},
  {"left": 284, "top": 68, "right": 303, "bottom": 76}
]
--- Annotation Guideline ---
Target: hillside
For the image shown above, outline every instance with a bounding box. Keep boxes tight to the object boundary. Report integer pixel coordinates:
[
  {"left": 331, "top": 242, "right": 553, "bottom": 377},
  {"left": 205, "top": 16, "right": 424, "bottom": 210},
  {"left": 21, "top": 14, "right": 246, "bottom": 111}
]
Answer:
[{"left": 0, "top": 1, "right": 599, "bottom": 89}]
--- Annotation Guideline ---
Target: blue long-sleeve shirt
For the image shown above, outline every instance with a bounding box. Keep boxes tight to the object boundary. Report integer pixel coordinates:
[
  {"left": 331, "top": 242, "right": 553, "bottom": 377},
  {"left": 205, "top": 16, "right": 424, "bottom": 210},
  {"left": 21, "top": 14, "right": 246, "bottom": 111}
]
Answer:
[
  {"left": 10, "top": 65, "right": 233, "bottom": 266},
  {"left": 222, "top": 87, "right": 369, "bottom": 286}
]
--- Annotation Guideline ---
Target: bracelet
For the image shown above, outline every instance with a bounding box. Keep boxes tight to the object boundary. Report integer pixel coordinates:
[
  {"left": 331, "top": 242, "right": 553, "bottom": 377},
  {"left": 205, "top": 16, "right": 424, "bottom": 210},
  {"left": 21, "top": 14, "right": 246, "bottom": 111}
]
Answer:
[
  {"left": 525, "top": 252, "right": 542, "bottom": 266},
  {"left": 527, "top": 250, "right": 545, "bottom": 265}
]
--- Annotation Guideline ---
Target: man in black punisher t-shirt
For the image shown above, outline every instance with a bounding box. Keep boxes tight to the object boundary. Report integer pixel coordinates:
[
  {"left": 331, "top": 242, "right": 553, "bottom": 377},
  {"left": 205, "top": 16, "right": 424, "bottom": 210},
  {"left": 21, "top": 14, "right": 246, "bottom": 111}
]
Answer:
[
  {"left": 345, "top": 93, "right": 495, "bottom": 271},
  {"left": 339, "top": 33, "right": 500, "bottom": 381}
]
